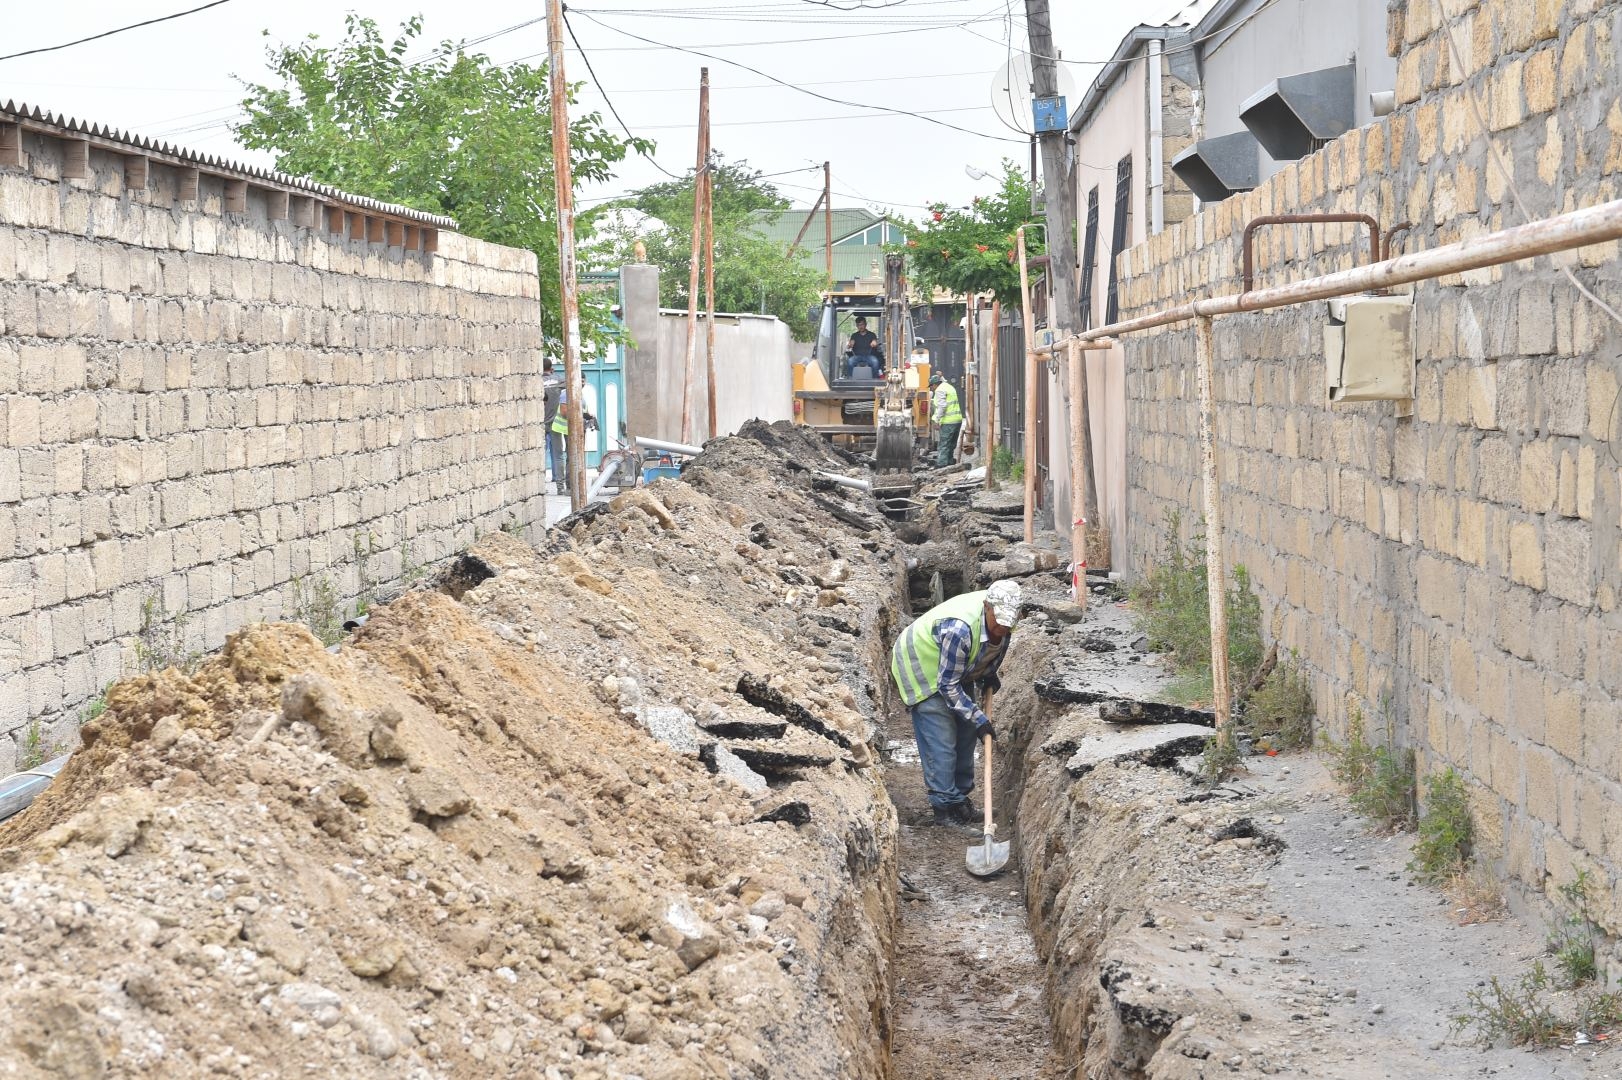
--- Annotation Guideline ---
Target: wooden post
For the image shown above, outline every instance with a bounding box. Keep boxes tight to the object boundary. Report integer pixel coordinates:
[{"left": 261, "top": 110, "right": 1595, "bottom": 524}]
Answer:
[
  {"left": 680, "top": 69, "right": 709, "bottom": 445},
  {"left": 984, "top": 299, "right": 1001, "bottom": 490},
  {"left": 1067, "top": 338, "right": 1089, "bottom": 611},
  {"left": 702, "top": 98, "right": 718, "bottom": 441},
  {"left": 547, "top": 0, "right": 588, "bottom": 511},
  {"left": 1195, "top": 315, "right": 1231, "bottom": 728},
  {"left": 960, "top": 297, "right": 977, "bottom": 456},
  {"left": 1016, "top": 226, "right": 1039, "bottom": 544},
  {"left": 824, "top": 162, "right": 833, "bottom": 290}
]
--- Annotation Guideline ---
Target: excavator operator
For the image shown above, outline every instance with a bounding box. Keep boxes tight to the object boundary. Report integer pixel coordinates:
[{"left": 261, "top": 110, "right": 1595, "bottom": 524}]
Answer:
[{"left": 845, "top": 316, "right": 884, "bottom": 379}]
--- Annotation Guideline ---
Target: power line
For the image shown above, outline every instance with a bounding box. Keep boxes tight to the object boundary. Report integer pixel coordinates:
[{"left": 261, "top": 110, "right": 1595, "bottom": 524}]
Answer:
[
  {"left": 638, "top": 103, "right": 989, "bottom": 130},
  {"left": 562, "top": 9, "right": 685, "bottom": 179},
  {"left": 571, "top": 7, "right": 1023, "bottom": 145},
  {"left": 0, "top": 0, "right": 237, "bottom": 63}
]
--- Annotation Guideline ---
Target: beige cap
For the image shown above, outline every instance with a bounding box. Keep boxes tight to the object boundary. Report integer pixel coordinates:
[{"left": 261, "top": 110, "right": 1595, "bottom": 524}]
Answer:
[{"left": 985, "top": 579, "right": 1021, "bottom": 629}]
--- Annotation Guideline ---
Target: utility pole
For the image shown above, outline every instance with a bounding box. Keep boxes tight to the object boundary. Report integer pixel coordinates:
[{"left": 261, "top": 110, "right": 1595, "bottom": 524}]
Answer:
[
  {"left": 1026, "top": 0, "right": 1102, "bottom": 554},
  {"left": 681, "top": 68, "right": 709, "bottom": 444},
  {"left": 546, "top": 0, "right": 587, "bottom": 512},
  {"left": 702, "top": 108, "right": 718, "bottom": 440},
  {"left": 823, "top": 162, "right": 833, "bottom": 291}
]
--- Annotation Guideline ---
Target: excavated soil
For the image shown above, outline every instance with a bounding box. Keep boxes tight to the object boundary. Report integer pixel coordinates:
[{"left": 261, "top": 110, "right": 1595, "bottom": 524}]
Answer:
[{"left": 0, "top": 423, "right": 910, "bottom": 1080}]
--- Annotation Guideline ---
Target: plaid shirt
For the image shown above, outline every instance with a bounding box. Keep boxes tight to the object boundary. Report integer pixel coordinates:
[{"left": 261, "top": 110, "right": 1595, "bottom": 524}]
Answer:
[{"left": 935, "top": 618, "right": 1008, "bottom": 728}]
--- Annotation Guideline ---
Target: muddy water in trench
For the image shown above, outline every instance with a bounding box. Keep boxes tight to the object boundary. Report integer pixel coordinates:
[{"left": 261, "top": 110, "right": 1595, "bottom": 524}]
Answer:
[{"left": 881, "top": 705, "right": 1061, "bottom": 1078}]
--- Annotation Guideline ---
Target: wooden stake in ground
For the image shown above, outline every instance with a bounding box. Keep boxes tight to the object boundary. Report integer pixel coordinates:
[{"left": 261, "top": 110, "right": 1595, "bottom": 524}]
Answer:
[
  {"left": 984, "top": 299, "right": 1000, "bottom": 490},
  {"left": 702, "top": 104, "right": 717, "bottom": 440},
  {"left": 959, "top": 296, "right": 977, "bottom": 458},
  {"left": 1016, "top": 226, "right": 1039, "bottom": 544},
  {"left": 680, "top": 69, "right": 709, "bottom": 444},
  {"left": 546, "top": 0, "right": 588, "bottom": 510},
  {"left": 1194, "top": 315, "right": 1231, "bottom": 728},
  {"left": 1066, "top": 338, "right": 1088, "bottom": 612}
]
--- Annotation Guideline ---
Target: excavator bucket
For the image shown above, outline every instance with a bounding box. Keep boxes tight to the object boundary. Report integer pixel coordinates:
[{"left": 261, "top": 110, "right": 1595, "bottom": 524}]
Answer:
[{"left": 873, "top": 413, "right": 913, "bottom": 471}]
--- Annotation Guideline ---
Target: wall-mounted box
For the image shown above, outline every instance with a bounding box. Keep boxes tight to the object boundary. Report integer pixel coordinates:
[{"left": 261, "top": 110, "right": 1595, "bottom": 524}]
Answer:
[{"left": 1325, "top": 293, "right": 1414, "bottom": 415}]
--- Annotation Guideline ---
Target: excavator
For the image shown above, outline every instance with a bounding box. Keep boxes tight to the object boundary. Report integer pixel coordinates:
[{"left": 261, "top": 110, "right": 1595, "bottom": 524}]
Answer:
[{"left": 792, "top": 253, "right": 930, "bottom": 472}]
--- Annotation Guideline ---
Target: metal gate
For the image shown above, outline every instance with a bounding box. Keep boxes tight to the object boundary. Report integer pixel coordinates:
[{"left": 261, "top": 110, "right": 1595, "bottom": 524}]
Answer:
[{"left": 991, "top": 318, "right": 1047, "bottom": 509}]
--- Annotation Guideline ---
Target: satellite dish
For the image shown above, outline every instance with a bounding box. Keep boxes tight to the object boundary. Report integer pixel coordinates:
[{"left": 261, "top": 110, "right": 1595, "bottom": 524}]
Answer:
[{"left": 990, "top": 52, "right": 1079, "bottom": 137}]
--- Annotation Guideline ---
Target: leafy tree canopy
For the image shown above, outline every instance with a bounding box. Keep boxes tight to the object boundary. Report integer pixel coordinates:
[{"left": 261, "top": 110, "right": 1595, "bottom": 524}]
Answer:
[
  {"left": 234, "top": 14, "right": 650, "bottom": 354},
  {"left": 891, "top": 162, "right": 1042, "bottom": 307},
  {"left": 601, "top": 156, "right": 827, "bottom": 339}
]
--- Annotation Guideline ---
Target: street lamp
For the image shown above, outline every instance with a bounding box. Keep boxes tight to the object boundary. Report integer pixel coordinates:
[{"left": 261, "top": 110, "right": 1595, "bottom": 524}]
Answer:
[{"left": 964, "top": 165, "right": 992, "bottom": 181}]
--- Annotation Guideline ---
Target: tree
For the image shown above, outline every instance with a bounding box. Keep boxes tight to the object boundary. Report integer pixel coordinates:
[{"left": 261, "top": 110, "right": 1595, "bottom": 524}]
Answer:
[
  {"left": 891, "top": 163, "right": 1042, "bottom": 307},
  {"left": 601, "top": 157, "right": 826, "bottom": 339},
  {"left": 234, "top": 15, "right": 650, "bottom": 354}
]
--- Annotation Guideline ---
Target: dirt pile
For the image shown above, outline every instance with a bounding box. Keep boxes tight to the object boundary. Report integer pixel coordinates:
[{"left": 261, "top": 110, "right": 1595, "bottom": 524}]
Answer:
[{"left": 0, "top": 422, "right": 905, "bottom": 1080}]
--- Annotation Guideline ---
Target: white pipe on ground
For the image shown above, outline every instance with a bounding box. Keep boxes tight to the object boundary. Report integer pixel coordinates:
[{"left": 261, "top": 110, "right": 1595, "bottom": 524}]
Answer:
[
  {"left": 586, "top": 456, "right": 623, "bottom": 501},
  {"left": 635, "top": 436, "right": 705, "bottom": 457},
  {"left": 816, "top": 472, "right": 872, "bottom": 493}
]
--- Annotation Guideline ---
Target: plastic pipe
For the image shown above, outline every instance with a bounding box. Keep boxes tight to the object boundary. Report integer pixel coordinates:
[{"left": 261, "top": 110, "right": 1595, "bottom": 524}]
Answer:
[
  {"left": 816, "top": 472, "right": 872, "bottom": 493},
  {"left": 634, "top": 436, "right": 705, "bottom": 457},
  {"left": 0, "top": 754, "right": 70, "bottom": 823},
  {"left": 586, "top": 456, "right": 623, "bottom": 502}
]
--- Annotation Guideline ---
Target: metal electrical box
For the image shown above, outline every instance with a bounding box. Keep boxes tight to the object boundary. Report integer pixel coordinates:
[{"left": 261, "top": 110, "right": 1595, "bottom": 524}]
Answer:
[{"left": 1324, "top": 293, "right": 1415, "bottom": 415}]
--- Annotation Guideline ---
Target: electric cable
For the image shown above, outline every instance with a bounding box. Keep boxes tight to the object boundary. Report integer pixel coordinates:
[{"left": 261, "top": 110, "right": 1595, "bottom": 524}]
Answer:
[
  {"left": 563, "top": 9, "right": 685, "bottom": 179},
  {"left": 0, "top": 0, "right": 237, "bottom": 63}
]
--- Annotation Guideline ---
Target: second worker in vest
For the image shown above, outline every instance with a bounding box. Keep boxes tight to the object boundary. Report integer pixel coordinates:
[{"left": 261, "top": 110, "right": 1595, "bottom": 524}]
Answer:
[
  {"left": 929, "top": 373, "right": 963, "bottom": 468},
  {"left": 890, "top": 580, "right": 1021, "bottom": 829}
]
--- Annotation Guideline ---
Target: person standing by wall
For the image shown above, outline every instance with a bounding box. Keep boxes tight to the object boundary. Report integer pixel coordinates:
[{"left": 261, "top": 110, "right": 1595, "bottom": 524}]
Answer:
[
  {"left": 543, "top": 359, "right": 566, "bottom": 494},
  {"left": 929, "top": 373, "right": 964, "bottom": 467}
]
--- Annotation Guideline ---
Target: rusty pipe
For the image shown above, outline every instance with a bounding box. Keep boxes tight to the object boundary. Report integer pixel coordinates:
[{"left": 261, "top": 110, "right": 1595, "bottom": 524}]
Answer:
[
  {"left": 1241, "top": 213, "right": 1380, "bottom": 293},
  {"left": 1382, "top": 221, "right": 1414, "bottom": 261}
]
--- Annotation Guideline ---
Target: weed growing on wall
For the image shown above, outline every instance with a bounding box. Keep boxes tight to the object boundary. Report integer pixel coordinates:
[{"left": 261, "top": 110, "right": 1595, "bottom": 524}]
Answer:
[
  {"left": 134, "top": 592, "right": 198, "bottom": 674},
  {"left": 1243, "top": 657, "right": 1315, "bottom": 750},
  {"left": 1130, "top": 510, "right": 1265, "bottom": 708},
  {"left": 401, "top": 539, "right": 426, "bottom": 585},
  {"left": 17, "top": 719, "right": 47, "bottom": 771},
  {"left": 1325, "top": 705, "right": 1415, "bottom": 831},
  {"left": 353, "top": 531, "right": 378, "bottom": 617},
  {"left": 1410, "top": 767, "right": 1473, "bottom": 883},
  {"left": 1549, "top": 871, "right": 1601, "bottom": 987},
  {"left": 289, "top": 574, "right": 345, "bottom": 647}
]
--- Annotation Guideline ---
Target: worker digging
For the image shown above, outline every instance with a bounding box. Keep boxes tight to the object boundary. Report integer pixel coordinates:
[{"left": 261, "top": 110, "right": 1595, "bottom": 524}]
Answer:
[{"left": 889, "top": 579, "right": 1019, "bottom": 833}]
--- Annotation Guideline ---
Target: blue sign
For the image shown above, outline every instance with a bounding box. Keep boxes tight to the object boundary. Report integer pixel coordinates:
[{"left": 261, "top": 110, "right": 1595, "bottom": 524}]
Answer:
[{"left": 1033, "top": 95, "right": 1068, "bottom": 133}]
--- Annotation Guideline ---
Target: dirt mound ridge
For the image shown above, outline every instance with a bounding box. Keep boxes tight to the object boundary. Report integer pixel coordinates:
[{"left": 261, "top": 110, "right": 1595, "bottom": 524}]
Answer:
[{"left": 0, "top": 435, "right": 903, "bottom": 1080}]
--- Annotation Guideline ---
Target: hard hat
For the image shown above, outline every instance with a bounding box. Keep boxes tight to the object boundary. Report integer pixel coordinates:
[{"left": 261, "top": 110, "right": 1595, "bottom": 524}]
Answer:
[
  {"left": 928, "top": 373, "right": 942, "bottom": 385},
  {"left": 985, "top": 580, "right": 1021, "bottom": 629}
]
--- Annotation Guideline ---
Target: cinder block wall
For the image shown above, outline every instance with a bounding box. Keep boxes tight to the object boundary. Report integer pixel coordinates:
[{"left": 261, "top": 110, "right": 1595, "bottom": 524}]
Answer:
[
  {"left": 1119, "top": 0, "right": 1622, "bottom": 929},
  {"left": 0, "top": 131, "right": 547, "bottom": 769}
]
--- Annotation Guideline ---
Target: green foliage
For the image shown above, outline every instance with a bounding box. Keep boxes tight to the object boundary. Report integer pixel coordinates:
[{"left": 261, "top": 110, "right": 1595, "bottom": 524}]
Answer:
[
  {"left": 501, "top": 514, "right": 526, "bottom": 537},
  {"left": 1452, "top": 961, "right": 1563, "bottom": 1047},
  {"left": 1243, "top": 657, "right": 1315, "bottom": 750},
  {"left": 1199, "top": 727, "right": 1241, "bottom": 785},
  {"left": 234, "top": 15, "right": 648, "bottom": 355},
  {"left": 353, "top": 531, "right": 377, "bottom": 617},
  {"left": 1129, "top": 511, "right": 1266, "bottom": 707},
  {"left": 78, "top": 692, "right": 108, "bottom": 726},
  {"left": 18, "top": 719, "right": 47, "bottom": 771},
  {"left": 134, "top": 592, "right": 197, "bottom": 674},
  {"left": 891, "top": 163, "right": 1039, "bottom": 306},
  {"left": 1549, "top": 871, "right": 1601, "bottom": 987},
  {"left": 401, "top": 539, "right": 426, "bottom": 585},
  {"left": 1326, "top": 706, "right": 1415, "bottom": 831},
  {"left": 1410, "top": 767, "right": 1473, "bottom": 883},
  {"left": 289, "top": 573, "right": 345, "bottom": 647},
  {"left": 604, "top": 156, "right": 826, "bottom": 338}
]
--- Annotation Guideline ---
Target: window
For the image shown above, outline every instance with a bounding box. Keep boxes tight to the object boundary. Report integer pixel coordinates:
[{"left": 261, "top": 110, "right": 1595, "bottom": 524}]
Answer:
[
  {"left": 1078, "top": 186, "right": 1100, "bottom": 331},
  {"left": 1105, "top": 155, "right": 1133, "bottom": 326}
]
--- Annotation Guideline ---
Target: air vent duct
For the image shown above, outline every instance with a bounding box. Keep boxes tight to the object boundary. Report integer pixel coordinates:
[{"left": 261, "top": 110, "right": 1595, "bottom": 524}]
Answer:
[
  {"left": 1239, "top": 64, "right": 1356, "bottom": 161},
  {"left": 1170, "top": 132, "right": 1262, "bottom": 203}
]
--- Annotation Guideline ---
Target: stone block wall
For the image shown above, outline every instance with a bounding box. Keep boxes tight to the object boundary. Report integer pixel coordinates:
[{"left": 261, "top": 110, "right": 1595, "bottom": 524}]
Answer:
[
  {"left": 0, "top": 128, "right": 547, "bottom": 771},
  {"left": 1118, "top": 0, "right": 1622, "bottom": 928}
]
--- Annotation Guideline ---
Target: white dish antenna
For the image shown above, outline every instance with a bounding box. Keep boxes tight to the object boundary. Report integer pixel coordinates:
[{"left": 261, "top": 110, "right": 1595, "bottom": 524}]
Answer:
[{"left": 990, "top": 52, "right": 1079, "bottom": 137}]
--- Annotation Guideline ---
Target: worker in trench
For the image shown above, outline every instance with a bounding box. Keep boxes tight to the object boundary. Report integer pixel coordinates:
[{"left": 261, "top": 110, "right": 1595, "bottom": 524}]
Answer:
[
  {"left": 889, "top": 580, "right": 1020, "bottom": 829},
  {"left": 928, "top": 373, "right": 963, "bottom": 467}
]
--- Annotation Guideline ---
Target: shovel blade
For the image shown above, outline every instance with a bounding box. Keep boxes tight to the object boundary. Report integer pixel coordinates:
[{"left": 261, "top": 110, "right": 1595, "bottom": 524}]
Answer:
[{"left": 965, "top": 833, "right": 1010, "bottom": 877}]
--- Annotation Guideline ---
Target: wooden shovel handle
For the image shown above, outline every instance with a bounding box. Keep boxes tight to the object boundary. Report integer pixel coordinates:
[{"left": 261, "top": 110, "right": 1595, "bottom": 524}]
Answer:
[{"left": 981, "top": 688, "right": 995, "bottom": 835}]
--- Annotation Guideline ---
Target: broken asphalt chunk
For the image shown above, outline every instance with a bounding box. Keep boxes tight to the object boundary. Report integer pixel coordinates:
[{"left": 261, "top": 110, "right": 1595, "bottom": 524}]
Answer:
[
  {"left": 1062, "top": 724, "right": 1214, "bottom": 778},
  {"left": 754, "top": 801, "right": 811, "bottom": 826}
]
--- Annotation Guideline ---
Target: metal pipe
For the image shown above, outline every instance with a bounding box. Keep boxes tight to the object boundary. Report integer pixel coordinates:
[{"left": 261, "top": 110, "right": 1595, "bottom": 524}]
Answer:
[
  {"left": 1049, "top": 196, "right": 1622, "bottom": 347},
  {"left": 1195, "top": 316, "right": 1231, "bottom": 730},
  {"left": 816, "top": 472, "right": 872, "bottom": 493},
  {"left": 586, "top": 456, "right": 623, "bottom": 501},
  {"left": 0, "top": 754, "right": 70, "bottom": 823},
  {"left": 1382, "top": 220, "right": 1414, "bottom": 261},
  {"left": 1148, "top": 38, "right": 1165, "bottom": 236},
  {"left": 635, "top": 436, "right": 705, "bottom": 457},
  {"left": 1241, "top": 213, "right": 1380, "bottom": 293},
  {"left": 1066, "top": 339, "right": 1089, "bottom": 612},
  {"left": 1016, "top": 226, "right": 1039, "bottom": 545}
]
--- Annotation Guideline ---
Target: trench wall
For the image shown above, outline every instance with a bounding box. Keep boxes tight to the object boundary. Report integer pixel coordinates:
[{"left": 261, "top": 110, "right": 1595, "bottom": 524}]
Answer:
[
  {"left": 1119, "top": 0, "right": 1622, "bottom": 927},
  {"left": 0, "top": 128, "right": 547, "bottom": 770}
]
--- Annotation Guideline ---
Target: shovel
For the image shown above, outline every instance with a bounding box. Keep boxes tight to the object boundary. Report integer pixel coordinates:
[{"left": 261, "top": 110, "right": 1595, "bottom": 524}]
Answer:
[{"left": 965, "top": 692, "right": 1010, "bottom": 878}]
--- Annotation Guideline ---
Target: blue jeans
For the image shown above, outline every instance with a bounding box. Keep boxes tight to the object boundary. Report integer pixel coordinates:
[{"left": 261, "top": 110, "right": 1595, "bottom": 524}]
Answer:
[
  {"left": 846, "top": 354, "right": 882, "bottom": 379},
  {"left": 911, "top": 693, "right": 979, "bottom": 810}
]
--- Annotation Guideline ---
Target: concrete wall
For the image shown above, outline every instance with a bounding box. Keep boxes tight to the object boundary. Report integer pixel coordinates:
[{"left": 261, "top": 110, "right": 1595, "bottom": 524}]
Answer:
[
  {"left": 647, "top": 312, "right": 793, "bottom": 442},
  {"left": 0, "top": 129, "right": 546, "bottom": 770},
  {"left": 1198, "top": 0, "right": 1399, "bottom": 184},
  {"left": 1119, "top": 0, "right": 1622, "bottom": 931}
]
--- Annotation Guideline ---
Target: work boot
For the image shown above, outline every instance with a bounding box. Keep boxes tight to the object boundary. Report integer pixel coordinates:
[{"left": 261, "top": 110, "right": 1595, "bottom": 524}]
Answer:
[
  {"left": 950, "top": 800, "right": 982, "bottom": 827},
  {"left": 933, "top": 805, "right": 980, "bottom": 833}
]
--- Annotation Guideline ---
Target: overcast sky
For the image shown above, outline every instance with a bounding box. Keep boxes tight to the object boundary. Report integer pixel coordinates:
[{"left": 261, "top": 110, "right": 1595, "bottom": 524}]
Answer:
[{"left": 4, "top": 0, "right": 1205, "bottom": 223}]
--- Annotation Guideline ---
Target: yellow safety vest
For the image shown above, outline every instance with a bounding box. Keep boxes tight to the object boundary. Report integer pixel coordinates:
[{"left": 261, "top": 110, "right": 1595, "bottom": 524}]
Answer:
[
  {"left": 890, "top": 590, "right": 986, "bottom": 707},
  {"left": 933, "top": 381, "right": 963, "bottom": 425}
]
